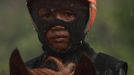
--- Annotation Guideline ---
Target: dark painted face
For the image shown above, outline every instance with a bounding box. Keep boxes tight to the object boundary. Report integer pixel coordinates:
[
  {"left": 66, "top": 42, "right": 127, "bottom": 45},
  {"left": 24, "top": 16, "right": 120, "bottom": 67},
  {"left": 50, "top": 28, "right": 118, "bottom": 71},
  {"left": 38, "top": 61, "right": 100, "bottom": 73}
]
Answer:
[
  {"left": 27, "top": 0, "right": 89, "bottom": 52},
  {"left": 46, "top": 26, "right": 70, "bottom": 51}
]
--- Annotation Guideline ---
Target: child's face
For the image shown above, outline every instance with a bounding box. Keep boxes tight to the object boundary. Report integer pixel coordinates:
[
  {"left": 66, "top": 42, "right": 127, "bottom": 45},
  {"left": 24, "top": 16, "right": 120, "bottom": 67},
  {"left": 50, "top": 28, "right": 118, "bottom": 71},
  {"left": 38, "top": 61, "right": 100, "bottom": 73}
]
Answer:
[{"left": 30, "top": 0, "right": 89, "bottom": 51}]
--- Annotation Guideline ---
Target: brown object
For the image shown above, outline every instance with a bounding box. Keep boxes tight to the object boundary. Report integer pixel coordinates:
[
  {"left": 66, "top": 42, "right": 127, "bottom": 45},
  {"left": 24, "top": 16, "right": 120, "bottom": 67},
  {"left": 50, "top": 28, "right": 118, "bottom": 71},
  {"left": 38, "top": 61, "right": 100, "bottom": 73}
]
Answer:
[
  {"left": 9, "top": 49, "right": 76, "bottom": 75},
  {"left": 31, "top": 57, "right": 76, "bottom": 75},
  {"left": 10, "top": 49, "right": 96, "bottom": 75},
  {"left": 9, "top": 48, "right": 32, "bottom": 75},
  {"left": 74, "top": 55, "right": 97, "bottom": 75}
]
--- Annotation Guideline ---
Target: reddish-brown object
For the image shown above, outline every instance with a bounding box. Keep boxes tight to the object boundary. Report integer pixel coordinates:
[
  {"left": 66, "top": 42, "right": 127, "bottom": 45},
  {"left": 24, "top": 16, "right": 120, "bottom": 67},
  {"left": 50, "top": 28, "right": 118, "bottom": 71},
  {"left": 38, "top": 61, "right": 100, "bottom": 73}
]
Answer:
[
  {"left": 88, "top": 0, "right": 96, "bottom": 31},
  {"left": 9, "top": 48, "right": 32, "bottom": 75},
  {"left": 74, "top": 55, "right": 97, "bottom": 75},
  {"left": 10, "top": 49, "right": 96, "bottom": 75}
]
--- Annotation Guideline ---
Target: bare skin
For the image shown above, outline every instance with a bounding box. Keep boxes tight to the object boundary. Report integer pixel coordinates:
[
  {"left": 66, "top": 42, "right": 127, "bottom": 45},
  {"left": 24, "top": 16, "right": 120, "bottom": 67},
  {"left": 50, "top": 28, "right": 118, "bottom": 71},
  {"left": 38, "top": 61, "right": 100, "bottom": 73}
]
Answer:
[
  {"left": 32, "top": 4, "right": 76, "bottom": 74},
  {"left": 37, "top": 3, "right": 76, "bottom": 52},
  {"left": 38, "top": 8, "right": 75, "bottom": 75},
  {"left": 31, "top": 57, "right": 76, "bottom": 75},
  {"left": 46, "top": 25, "right": 70, "bottom": 52}
]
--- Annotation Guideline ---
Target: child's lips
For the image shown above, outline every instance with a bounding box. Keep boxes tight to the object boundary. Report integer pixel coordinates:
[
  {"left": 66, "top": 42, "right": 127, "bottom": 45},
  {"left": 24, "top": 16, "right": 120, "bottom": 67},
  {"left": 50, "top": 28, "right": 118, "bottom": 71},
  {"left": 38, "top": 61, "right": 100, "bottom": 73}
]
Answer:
[
  {"left": 49, "top": 30, "right": 70, "bottom": 42},
  {"left": 54, "top": 37, "right": 68, "bottom": 43},
  {"left": 46, "top": 25, "right": 71, "bottom": 51}
]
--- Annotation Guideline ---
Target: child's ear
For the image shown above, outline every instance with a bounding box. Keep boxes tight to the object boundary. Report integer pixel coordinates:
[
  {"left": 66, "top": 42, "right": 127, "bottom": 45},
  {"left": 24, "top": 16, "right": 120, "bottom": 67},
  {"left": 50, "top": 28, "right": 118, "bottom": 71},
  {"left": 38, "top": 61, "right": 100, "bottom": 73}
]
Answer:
[{"left": 9, "top": 48, "right": 31, "bottom": 75}]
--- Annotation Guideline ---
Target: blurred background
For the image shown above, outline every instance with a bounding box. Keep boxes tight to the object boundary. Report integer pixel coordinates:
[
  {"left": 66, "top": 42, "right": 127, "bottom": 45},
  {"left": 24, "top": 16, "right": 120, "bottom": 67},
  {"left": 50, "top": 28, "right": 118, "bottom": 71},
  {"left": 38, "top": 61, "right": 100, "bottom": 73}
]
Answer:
[{"left": 0, "top": 0, "right": 133, "bottom": 75}]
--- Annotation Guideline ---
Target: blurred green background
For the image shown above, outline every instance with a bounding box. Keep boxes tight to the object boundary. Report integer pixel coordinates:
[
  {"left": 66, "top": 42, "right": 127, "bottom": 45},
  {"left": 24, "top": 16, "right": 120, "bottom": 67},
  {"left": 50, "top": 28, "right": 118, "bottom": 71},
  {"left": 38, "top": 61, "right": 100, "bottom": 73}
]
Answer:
[{"left": 0, "top": 0, "right": 133, "bottom": 75}]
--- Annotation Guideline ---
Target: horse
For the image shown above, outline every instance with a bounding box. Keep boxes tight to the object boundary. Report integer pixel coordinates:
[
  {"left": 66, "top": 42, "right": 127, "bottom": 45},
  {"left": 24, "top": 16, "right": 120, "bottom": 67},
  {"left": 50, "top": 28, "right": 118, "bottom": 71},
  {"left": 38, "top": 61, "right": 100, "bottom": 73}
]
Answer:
[{"left": 9, "top": 49, "right": 96, "bottom": 75}]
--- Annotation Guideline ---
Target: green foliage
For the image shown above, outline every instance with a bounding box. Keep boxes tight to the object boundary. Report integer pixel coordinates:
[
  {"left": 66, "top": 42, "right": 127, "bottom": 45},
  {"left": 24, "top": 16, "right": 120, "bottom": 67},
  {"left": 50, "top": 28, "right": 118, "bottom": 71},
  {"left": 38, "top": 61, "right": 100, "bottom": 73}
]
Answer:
[{"left": 0, "top": 0, "right": 133, "bottom": 75}]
